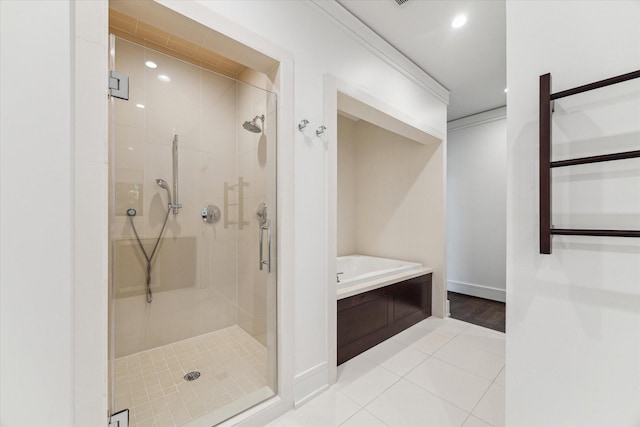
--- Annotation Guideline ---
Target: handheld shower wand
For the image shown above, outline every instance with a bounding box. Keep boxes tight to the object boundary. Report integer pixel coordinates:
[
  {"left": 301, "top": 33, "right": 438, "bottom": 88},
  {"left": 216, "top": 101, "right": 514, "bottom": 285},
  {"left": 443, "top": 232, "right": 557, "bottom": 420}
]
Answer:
[
  {"left": 126, "top": 178, "right": 172, "bottom": 303},
  {"left": 155, "top": 178, "right": 172, "bottom": 205}
]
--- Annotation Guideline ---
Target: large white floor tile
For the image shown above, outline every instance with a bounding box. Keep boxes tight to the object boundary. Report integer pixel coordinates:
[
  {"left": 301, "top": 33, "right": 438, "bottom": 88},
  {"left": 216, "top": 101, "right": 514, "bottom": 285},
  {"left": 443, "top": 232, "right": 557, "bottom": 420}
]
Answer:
[
  {"left": 340, "top": 409, "right": 388, "bottom": 427},
  {"left": 412, "top": 317, "right": 471, "bottom": 338},
  {"left": 494, "top": 366, "right": 505, "bottom": 386},
  {"left": 405, "top": 358, "right": 491, "bottom": 412},
  {"left": 410, "top": 331, "right": 452, "bottom": 355},
  {"left": 336, "top": 355, "right": 379, "bottom": 388},
  {"left": 472, "top": 383, "right": 505, "bottom": 427},
  {"left": 455, "top": 326, "right": 505, "bottom": 357},
  {"left": 462, "top": 415, "right": 492, "bottom": 427},
  {"left": 389, "top": 325, "right": 434, "bottom": 346},
  {"left": 271, "top": 320, "right": 504, "bottom": 427},
  {"left": 340, "top": 365, "right": 400, "bottom": 406},
  {"left": 379, "top": 346, "right": 429, "bottom": 377},
  {"left": 361, "top": 338, "right": 407, "bottom": 365},
  {"left": 433, "top": 337, "right": 504, "bottom": 381},
  {"left": 278, "top": 388, "right": 361, "bottom": 427},
  {"left": 366, "top": 379, "right": 468, "bottom": 427}
]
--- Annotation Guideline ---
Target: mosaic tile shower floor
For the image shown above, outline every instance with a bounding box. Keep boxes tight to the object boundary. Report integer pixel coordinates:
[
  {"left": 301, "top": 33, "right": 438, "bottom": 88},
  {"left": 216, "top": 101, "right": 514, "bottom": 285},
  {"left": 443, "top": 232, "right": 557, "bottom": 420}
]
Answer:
[{"left": 113, "top": 325, "right": 268, "bottom": 427}]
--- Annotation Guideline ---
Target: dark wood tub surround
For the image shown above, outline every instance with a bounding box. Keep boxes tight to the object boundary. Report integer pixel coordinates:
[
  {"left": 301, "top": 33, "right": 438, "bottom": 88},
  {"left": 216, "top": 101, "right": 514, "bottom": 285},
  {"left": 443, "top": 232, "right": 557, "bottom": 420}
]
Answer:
[{"left": 337, "top": 273, "right": 432, "bottom": 365}]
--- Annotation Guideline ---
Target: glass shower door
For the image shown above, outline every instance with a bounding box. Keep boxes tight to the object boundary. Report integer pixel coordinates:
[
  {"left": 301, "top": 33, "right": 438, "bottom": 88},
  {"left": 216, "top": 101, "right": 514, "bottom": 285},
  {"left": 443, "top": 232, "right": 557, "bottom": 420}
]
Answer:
[{"left": 108, "top": 35, "right": 277, "bottom": 427}]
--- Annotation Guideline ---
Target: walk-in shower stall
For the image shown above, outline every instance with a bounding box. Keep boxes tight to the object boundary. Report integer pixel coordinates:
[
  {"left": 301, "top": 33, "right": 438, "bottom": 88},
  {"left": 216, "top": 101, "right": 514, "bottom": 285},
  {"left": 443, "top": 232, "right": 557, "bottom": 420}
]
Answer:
[{"left": 109, "top": 33, "right": 277, "bottom": 426}]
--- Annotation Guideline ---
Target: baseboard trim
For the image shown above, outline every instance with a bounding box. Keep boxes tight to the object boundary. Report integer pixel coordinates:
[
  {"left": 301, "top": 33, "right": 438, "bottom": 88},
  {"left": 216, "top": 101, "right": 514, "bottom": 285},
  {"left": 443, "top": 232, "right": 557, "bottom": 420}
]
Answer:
[
  {"left": 294, "top": 384, "right": 329, "bottom": 408},
  {"left": 293, "top": 362, "right": 328, "bottom": 407},
  {"left": 447, "top": 280, "right": 506, "bottom": 303}
]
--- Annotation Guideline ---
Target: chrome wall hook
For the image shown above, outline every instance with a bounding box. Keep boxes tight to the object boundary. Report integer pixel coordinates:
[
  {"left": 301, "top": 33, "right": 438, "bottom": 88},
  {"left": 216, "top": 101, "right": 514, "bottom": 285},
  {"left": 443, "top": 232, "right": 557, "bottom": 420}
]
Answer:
[
  {"left": 298, "top": 119, "right": 309, "bottom": 132},
  {"left": 316, "top": 125, "right": 327, "bottom": 137}
]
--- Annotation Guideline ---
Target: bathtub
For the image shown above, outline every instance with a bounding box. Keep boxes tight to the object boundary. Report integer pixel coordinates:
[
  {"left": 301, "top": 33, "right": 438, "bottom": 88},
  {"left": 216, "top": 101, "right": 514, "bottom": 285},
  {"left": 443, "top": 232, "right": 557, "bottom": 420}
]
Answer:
[{"left": 337, "top": 254, "right": 432, "bottom": 300}]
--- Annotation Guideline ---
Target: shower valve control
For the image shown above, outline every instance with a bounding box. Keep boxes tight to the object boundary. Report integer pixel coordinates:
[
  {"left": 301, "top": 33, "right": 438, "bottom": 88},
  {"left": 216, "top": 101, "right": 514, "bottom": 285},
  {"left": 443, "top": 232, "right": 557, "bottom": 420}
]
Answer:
[{"left": 201, "top": 205, "right": 221, "bottom": 224}]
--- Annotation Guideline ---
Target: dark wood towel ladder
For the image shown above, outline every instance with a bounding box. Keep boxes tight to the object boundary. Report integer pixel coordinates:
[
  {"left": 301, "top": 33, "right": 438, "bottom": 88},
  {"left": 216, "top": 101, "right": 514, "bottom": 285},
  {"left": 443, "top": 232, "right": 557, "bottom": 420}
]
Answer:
[{"left": 539, "top": 70, "right": 640, "bottom": 254}]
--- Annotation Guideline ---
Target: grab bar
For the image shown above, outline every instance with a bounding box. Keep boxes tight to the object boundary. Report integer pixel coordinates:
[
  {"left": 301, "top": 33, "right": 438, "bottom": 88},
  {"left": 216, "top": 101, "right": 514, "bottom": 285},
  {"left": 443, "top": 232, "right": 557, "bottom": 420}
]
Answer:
[
  {"left": 259, "top": 219, "right": 271, "bottom": 272},
  {"left": 257, "top": 203, "right": 271, "bottom": 272}
]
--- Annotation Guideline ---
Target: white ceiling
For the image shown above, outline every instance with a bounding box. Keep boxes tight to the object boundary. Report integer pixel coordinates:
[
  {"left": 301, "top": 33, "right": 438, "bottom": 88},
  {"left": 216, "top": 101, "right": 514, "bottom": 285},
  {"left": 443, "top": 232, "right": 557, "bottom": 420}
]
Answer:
[{"left": 336, "top": 0, "right": 506, "bottom": 121}]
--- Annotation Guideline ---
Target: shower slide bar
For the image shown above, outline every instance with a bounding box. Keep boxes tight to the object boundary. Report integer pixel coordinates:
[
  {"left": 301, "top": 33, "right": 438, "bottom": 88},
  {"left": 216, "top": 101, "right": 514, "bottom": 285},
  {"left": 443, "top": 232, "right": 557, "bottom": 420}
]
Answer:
[
  {"left": 539, "top": 69, "right": 640, "bottom": 254},
  {"left": 171, "top": 135, "right": 181, "bottom": 214}
]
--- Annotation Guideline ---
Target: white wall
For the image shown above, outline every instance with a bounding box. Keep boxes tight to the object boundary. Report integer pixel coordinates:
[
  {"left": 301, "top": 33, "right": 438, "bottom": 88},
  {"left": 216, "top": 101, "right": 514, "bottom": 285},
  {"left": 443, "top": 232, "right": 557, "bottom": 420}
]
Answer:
[
  {"left": 447, "top": 108, "right": 506, "bottom": 302},
  {"left": 0, "top": 2, "right": 73, "bottom": 424},
  {"left": 0, "top": 1, "right": 109, "bottom": 426},
  {"left": 506, "top": 1, "right": 640, "bottom": 426}
]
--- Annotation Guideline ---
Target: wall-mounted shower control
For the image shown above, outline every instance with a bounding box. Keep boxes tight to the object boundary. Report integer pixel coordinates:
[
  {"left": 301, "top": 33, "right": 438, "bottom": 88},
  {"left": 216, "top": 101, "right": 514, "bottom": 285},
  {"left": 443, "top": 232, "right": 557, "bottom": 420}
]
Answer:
[{"left": 201, "top": 205, "right": 221, "bottom": 224}]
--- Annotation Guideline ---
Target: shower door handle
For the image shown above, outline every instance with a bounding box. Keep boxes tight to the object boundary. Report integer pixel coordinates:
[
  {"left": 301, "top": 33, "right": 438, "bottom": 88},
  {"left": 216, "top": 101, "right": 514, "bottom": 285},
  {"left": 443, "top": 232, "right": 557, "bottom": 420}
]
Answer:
[{"left": 259, "top": 219, "right": 271, "bottom": 272}]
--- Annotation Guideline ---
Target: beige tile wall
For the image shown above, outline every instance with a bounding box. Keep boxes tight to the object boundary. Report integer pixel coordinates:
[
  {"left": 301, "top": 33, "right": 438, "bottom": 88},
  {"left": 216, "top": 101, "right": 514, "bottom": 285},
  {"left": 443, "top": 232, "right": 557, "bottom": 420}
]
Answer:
[
  {"left": 111, "top": 38, "right": 271, "bottom": 356},
  {"left": 235, "top": 71, "right": 276, "bottom": 345}
]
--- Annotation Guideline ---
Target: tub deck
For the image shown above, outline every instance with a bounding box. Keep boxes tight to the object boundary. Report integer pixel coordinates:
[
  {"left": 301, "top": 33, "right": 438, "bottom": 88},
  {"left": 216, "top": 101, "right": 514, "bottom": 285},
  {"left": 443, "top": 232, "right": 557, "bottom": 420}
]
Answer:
[
  {"left": 337, "top": 254, "right": 432, "bottom": 299},
  {"left": 338, "top": 266, "right": 433, "bottom": 299}
]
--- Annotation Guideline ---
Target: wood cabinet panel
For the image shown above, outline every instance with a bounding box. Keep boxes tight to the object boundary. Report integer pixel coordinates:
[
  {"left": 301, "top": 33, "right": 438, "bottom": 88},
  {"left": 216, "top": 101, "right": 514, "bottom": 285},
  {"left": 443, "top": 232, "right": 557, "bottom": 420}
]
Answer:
[{"left": 337, "top": 273, "right": 432, "bottom": 365}]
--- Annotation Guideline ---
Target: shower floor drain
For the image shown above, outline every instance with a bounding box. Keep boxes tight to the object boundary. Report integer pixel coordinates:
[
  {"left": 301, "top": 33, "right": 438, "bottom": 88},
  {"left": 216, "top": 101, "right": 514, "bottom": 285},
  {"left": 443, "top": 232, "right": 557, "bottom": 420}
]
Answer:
[{"left": 183, "top": 371, "right": 201, "bottom": 382}]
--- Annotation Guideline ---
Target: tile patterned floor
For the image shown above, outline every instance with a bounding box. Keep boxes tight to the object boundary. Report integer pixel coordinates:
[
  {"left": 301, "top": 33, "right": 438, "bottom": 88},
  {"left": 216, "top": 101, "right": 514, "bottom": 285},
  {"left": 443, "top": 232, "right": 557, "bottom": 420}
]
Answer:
[
  {"left": 268, "top": 317, "right": 505, "bottom": 427},
  {"left": 113, "top": 325, "right": 269, "bottom": 427}
]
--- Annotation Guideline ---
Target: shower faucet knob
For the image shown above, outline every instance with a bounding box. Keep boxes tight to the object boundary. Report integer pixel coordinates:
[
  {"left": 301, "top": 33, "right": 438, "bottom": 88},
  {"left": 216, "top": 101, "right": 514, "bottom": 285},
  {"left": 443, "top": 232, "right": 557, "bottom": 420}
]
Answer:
[{"left": 201, "top": 204, "right": 221, "bottom": 224}]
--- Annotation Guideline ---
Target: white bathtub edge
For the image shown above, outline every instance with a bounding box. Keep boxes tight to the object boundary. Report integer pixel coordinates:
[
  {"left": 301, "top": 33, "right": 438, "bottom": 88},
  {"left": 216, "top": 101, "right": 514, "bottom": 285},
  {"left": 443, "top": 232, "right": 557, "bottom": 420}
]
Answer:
[{"left": 336, "top": 267, "right": 433, "bottom": 300}]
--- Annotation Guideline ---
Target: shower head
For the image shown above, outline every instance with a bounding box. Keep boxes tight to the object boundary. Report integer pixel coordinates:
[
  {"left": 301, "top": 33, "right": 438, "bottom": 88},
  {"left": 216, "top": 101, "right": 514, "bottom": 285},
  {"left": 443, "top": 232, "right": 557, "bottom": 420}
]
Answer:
[
  {"left": 242, "top": 115, "right": 264, "bottom": 133},
  {"left": 155, "top": 178, "right": 169, "bottom": 190},
  {"left": 155, "top": 178, "right": 172, "bottom": 202}
]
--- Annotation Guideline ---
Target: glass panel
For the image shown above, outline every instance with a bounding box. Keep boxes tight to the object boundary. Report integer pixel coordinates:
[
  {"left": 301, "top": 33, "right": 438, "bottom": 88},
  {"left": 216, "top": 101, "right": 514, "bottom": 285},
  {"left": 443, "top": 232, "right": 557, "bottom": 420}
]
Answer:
[{"left": 108, "top": 36, "right": 277, "bottom": 427}]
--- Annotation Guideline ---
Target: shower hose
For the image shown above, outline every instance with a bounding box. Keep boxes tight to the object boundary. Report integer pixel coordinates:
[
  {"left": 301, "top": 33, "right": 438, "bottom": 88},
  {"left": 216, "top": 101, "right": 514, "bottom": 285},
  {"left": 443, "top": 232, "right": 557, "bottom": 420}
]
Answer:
[{"left": 126, "top": 206, "right": 171, "bottom": 303}]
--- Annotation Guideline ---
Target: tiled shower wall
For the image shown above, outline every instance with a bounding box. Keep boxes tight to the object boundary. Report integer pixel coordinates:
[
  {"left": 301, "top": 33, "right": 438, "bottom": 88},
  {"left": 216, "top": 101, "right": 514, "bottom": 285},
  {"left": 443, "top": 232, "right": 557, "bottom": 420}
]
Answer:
[
  {"left": 236, "top": 69, "right": 276, "bottom": 346},
  {"left": 111, "top": 38, "right": 270, "bottom": 357}
]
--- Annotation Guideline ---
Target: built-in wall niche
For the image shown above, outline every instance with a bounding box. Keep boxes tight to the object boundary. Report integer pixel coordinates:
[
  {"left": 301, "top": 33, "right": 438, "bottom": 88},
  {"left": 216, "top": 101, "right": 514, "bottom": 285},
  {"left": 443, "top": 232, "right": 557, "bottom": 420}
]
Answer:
[{"left": 336, "top": 90, "right": 443, "bottom": 277}]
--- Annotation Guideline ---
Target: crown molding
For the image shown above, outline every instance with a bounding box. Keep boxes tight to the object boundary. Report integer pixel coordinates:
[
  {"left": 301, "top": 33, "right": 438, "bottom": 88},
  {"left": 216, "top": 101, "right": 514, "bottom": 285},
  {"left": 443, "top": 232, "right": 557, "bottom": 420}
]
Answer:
[
  {"left": 309, "top": 1, "right": 449, "bottom": 105},
  {"left": 447, "top": 106, "right": 506, "bottom": 132}
]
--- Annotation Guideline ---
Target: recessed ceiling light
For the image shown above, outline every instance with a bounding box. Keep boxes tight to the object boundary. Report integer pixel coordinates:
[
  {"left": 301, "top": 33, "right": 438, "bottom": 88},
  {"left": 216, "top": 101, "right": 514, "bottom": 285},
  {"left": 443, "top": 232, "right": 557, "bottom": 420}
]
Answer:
[
  {"left": 158, "top": 74, "right": 171, "bottom": 82},
  {"left": 504, "top": 88, "right": 508, "bottom": 93},
  {"left": 451, "top": 15, "right": 467, "bottom": 29},
  {"left": 145, "top": 61, "right": 157, "bottom": 69},
  {"left": 135, "top": 103, "right": 145, "bottom": 109}
]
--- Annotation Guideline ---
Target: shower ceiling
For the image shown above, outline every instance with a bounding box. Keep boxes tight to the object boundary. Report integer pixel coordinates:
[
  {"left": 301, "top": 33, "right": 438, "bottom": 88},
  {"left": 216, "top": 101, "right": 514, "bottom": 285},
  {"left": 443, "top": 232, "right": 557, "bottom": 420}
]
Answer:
[
  {"left": 334, "top": 0, "right": 506, "bottom": 121},
  {"left": 109, "top": 0, "right": 279, "bottom": 78},
  {"left": 109, "top": 7, "right": 246, "bottom": 78}
]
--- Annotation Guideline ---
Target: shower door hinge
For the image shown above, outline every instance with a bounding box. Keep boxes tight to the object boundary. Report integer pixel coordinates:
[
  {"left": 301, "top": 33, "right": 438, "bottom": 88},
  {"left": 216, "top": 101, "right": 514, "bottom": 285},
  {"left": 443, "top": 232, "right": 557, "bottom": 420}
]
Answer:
[
  {"left": 109, "top": 70, "right": 129, "bottom": 100},
  {"left": 108, "top": 409, "right": 129, "bottom": 427}
]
